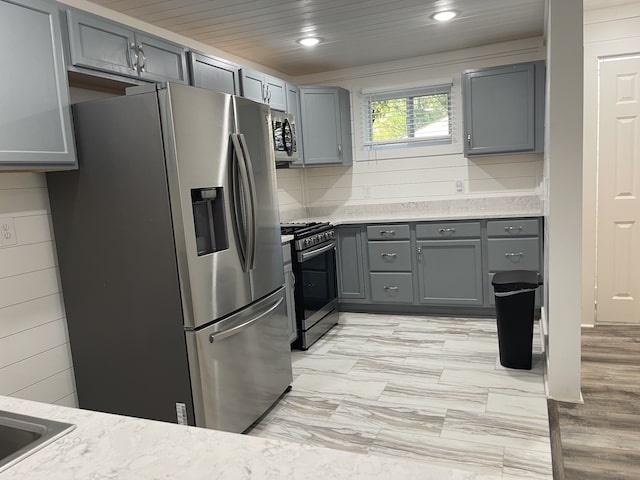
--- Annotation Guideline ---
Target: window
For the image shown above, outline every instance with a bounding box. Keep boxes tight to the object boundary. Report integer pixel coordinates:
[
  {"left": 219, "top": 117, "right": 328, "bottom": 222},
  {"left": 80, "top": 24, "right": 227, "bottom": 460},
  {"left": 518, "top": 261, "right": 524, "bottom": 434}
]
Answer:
[{"left": 362, "top": 84, "right": 453, "bottom": 149}]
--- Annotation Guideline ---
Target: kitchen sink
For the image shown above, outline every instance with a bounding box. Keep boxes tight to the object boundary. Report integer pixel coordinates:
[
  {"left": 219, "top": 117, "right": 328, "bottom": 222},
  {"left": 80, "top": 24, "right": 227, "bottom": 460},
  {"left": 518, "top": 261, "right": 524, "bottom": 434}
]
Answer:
[{"left": 0, "top": 410, "right": 75, "bottom": 473}]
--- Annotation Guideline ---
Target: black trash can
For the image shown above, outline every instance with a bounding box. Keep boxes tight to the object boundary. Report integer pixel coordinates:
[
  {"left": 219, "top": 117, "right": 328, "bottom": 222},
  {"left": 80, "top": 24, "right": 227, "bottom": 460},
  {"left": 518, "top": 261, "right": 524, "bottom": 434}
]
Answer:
[{"left": 492, "top": 270, "right": 542, "bottom": 370}]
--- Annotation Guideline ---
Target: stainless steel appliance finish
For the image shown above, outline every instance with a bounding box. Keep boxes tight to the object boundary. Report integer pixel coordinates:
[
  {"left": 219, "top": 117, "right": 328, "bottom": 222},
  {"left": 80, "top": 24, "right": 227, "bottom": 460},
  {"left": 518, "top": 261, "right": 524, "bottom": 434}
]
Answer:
[
  {"left": 47, "top": 83, "right": 292, "bottom": 434},
  {"left": 281, "top": 222, "right": 339, "bottom": 350},
  {"left": 271, "top": 111, "right": 299, "bottom": 163}
]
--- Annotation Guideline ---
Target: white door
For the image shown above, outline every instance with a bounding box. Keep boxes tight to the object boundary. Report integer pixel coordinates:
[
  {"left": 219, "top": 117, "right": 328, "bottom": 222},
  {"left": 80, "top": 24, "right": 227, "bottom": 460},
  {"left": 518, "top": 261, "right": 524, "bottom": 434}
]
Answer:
[{"left": 596, "top": 56, "right": 640, "bottom": 324}]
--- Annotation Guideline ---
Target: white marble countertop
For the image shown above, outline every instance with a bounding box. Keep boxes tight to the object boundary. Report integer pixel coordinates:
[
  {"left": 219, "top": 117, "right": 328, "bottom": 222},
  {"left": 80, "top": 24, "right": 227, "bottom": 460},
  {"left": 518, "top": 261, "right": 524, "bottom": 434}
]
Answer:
[
  {"left": 0, "top": 396, "right": 502, "bottom": 480},
  {"left": 281, "top": 234, "right": 294, "bottom": 244},
  {"left": 279, "top": 196, "right": 543, "bottom": 226}
]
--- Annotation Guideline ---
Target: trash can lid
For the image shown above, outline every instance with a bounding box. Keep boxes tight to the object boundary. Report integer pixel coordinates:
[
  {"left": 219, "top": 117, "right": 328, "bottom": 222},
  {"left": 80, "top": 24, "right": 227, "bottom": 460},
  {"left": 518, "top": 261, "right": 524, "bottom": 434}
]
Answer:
[{"left": 492, "top": 270, "right": 542, "bottom": 291}]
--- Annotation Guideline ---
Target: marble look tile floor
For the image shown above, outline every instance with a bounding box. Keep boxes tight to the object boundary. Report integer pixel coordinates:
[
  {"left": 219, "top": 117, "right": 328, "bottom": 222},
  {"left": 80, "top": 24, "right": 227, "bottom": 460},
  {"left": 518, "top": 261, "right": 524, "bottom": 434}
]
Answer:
[{"left": 248, "top": 313, "right": 552, "bottom": 478}]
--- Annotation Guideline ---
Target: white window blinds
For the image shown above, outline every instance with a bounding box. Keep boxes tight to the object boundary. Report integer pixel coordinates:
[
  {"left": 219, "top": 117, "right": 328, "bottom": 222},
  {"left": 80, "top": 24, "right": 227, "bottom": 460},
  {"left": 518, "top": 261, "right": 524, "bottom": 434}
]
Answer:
[{"left": 362, "top": 84, "right": 453, "bottom": 149}]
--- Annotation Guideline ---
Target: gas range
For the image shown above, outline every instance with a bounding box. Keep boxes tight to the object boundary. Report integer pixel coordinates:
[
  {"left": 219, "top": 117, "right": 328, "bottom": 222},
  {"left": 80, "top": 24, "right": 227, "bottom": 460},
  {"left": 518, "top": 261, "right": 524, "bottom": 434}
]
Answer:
[{"left": 281, "top": 222, "right": 335, "bottom": 251}]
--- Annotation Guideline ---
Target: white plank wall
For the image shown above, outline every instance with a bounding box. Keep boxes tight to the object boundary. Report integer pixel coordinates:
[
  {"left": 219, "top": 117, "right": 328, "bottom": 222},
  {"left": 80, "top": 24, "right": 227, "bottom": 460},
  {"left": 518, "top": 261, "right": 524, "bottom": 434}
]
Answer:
[
  {"left": 275, "top": 168, "right": 306, "bottom": 219},
  {"left": 302, "top": 154, "right": 542, "bottom": 207},
  {"left": 0, "top": 173, "right": 77, "bottom": 407}
]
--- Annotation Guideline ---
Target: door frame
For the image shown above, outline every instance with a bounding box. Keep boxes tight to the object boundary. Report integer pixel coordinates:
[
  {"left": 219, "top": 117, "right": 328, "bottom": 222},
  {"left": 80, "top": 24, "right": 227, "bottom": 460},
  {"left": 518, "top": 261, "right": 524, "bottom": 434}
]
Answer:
[{"left": 583, "top": 38, "right": 640, "bottom": 326}]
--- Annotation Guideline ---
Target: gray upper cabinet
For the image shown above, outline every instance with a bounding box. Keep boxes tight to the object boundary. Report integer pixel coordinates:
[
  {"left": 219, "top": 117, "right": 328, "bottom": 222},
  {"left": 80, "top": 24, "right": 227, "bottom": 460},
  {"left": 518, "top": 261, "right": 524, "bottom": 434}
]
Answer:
[
  {"left": 189, "top": 52, "right": 239, "bottom": 95},
  {"left": 0, "top": 0, "right": 76, "bottom": 170},
  {"left": 66, "top": 9, "right": 188, "bottom": 84},
  {"left": 239, "top": 68, "right": 287, "bottom": 111},
  {"left": 299, "top": 86, "right": 353, "bottom": 166},
  {"left": 135, "top": 33, "right": 188, "bottom": 84},
  {"left": 417, "top": 239, "right": 483, "bottom": 306},
  {"left": 336, "top": 226, "right": 368, "bottom": 301},
  {"left": 286, "top": 83, "right": 304, "bottom": 167},
  {"left": 463, "top": 61, "right": 545, "bottom": 157}
]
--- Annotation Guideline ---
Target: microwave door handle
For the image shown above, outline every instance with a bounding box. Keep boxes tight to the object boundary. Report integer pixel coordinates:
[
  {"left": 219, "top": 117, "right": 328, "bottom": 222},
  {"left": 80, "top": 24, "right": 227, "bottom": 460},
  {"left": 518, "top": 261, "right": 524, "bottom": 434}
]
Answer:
[
  {"left": 238, "top": 133, "right": 257, "bottom": 270},
  {"left": 230, "top": 133, "right": 250, "bottom": 272},
  {"left": 209, "top": 296, "right": 284, "bottom": 342},
  {"left": 283, "top": 118, "right": 293, "bottom": 156}
]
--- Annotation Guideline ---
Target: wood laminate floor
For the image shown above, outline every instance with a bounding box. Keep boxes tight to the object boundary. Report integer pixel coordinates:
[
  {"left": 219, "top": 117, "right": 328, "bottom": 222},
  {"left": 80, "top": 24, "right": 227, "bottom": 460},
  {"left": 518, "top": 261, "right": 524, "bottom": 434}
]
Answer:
[
  {"left": 553, "top": 325, "right": 640, "bottom": 480},
  {"left": 248, "top": 313, "right": 552, "bottom": 478}
]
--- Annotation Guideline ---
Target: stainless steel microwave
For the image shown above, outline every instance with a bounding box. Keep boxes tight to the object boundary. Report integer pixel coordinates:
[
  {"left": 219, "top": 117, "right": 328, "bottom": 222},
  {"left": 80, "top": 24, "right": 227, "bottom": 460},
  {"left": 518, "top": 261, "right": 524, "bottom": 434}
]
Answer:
[{"left": 271, "top": 111, "right": 299, "bottom": 163}]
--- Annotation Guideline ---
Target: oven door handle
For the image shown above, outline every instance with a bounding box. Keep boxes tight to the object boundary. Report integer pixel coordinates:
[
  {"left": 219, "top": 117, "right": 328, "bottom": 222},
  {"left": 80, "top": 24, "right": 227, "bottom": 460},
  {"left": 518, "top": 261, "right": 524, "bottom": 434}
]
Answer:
[{"left": 298, "top": 241, "right": 336, "bottom": 262}]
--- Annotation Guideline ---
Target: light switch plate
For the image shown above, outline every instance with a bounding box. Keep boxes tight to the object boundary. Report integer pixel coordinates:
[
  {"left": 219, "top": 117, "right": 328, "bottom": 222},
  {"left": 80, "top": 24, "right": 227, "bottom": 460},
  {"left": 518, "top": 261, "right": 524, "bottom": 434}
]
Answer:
[
  {"left": 0, "top": 217, "right": 17, "bottom": 247},
  {"left": 455, "top": 179, "right": 464, "bottom": 192}
]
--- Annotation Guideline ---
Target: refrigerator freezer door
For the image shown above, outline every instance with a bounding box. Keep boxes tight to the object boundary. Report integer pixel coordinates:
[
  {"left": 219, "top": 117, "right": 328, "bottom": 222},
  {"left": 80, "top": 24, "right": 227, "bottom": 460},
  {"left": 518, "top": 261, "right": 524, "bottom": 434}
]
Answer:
[
  {"left": 160, "top": 84, "right": 251, "bottom": 329},
  {"left": 186, "top": 287, "right": 293, "bottom": 432},
  {"left": 233, "top": 96, "right": 285, "bottom": 301}
]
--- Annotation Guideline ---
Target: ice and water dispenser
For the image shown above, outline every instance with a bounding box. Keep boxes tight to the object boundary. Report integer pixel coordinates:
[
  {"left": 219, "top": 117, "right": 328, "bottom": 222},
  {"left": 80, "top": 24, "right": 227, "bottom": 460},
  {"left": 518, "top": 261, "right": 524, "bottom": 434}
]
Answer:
[{"left": 191, "top": 187, "right": 228, "bottom": 256}]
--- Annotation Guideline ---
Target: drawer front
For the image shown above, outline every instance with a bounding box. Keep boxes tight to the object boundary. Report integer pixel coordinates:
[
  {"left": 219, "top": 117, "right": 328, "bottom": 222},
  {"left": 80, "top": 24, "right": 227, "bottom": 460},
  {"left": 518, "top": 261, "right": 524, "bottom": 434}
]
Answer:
[
  {"left": 488, "top": 238, "right": 540, "bottom": 271},
  {"left": 416, "top": 222, "right": 481, "bottom": 239},
  {"left": 366, "top": 224, "right": 410, "bottom": 240},
  {"left": 367, "top": 241, "right": 412, "bottom": 272},
  {"left": 370, "top": 273, "right": 414, "bottom": 303},
  {"left": 487, "top": 219, "right": 540, "bottom": 237}
]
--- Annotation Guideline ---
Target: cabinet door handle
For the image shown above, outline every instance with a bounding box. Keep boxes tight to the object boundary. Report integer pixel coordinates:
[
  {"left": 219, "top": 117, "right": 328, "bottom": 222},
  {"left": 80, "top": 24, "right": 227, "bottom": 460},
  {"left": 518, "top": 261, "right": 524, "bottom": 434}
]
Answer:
[
  {"left": 379, "top": 230, "right": 395, "bottom": 236},
  {"left": 337, "top": 144, "right": 342, "bottom": 158},
  {"left": 383, "top": 286, "right": 398, "bottom": 291},
  {"left": 381, "top": 252, "right": 397, "bottom": 258},
  {"left": 438, "top": 227, "right": 456, "bottom": 233},
  {"left": 130, "top": 42, "right": 138, "bottom": 70},
  {"left": 467, "top": 133, "right": 472, "bottom": 148},
  {"left": 504, "top": 226, "right": 524, "bottom": 232},
  {"left": 417, "top": 246, "right": 422, "bottom": 260},
  {"left": 137, "top": 44, "right": 146, "bottom": 72},
  {"left": 505, "top": 252, "right": 525, "bottom": 258}
]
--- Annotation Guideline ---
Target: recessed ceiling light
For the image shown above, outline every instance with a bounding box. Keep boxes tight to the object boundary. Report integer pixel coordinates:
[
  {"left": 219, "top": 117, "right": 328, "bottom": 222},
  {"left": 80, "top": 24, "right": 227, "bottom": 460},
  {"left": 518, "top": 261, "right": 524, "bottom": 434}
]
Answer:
[
  {"left": 431, "top": 10, "right": 458, "bottom": 22},
  {"left": 297, "top": 37, "right": 322, "bottom": 47}
]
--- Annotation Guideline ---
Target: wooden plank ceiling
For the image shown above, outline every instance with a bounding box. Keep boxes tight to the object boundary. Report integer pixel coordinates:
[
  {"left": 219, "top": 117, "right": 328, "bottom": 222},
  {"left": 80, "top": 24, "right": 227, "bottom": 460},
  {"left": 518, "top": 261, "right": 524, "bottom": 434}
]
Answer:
[{"left": 89, "top": 0, "right": 545, "bottom": 76}]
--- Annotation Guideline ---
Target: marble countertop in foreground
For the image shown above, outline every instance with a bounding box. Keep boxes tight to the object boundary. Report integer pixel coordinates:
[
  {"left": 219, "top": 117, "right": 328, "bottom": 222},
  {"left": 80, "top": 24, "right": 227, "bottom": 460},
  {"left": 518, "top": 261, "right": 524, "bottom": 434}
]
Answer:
[{"left": 0, "top": 396, "right": 503, "bottom": 480}]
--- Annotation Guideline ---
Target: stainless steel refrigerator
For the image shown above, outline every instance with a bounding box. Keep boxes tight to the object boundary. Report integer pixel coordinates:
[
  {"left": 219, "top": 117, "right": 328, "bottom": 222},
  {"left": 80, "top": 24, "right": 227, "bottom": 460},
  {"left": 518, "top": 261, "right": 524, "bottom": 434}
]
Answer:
[{"left": 47, "top": 83, "right": 293, "bottom": 433}]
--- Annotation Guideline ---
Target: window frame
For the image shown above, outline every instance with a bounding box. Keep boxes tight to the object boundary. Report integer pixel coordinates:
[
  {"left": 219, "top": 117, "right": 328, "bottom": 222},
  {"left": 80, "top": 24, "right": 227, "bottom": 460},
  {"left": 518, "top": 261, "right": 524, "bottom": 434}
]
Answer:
[
  {"left": 354, "top": 78, "right": 463, "bottom": 162},
  {"left": 363, "top": 85, "right": 453, "bottom": 149}
]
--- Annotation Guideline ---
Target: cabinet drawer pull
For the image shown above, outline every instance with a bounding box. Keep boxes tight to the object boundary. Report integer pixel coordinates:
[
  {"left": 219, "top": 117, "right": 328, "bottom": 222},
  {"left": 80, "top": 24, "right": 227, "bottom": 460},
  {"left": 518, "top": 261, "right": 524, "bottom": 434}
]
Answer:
[
  {"left": 505, "top": 252, "right": 525, "bottom": 258},
  {"left": 504, "top": 226, "right": 524, "bottom": 232},
  {"left": 380, "top": 230, "right": 395, "bottom": 236},
  {"left": 383, "top": 286, "right": 398, "bottom": 291},
  {"left": 438, "top": 227, "right": 456, "bottom": 233},
  {"left": 381, "top": 252, "right": 397, "bottom": 258}
]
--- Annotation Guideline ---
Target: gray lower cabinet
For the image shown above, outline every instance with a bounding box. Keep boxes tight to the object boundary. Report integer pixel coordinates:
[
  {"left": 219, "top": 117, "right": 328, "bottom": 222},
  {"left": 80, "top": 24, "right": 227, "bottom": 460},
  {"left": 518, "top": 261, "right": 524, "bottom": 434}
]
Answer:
[
  {"left": 336, "top": 226, "right": 368, "bottom": 300},
  {"left": 486, "top": 219, "right": 542, "bottom": 307},
  {"left": 299, "top": 86, "right": 353, "bottom": 166},
  {"left": 282, "top": 243, "right": 297, "bottom": 343},
  {"left": 0, "top": 0, "right": 76, "bottom": 169},
  {"left": 189, "top": 52, "right": 239, "bottom": 95},
  {"left": 336, "top": 217, "right": 542, "bottom": 313},
  {"left": 463, "top": 61, "right": 545, "bottom": 156},
  {"left": 417, "top": 239, "right": 484, "bottom": 306},
  {"left": 66, "top": 9, "right": 188, "bottom": 84}
]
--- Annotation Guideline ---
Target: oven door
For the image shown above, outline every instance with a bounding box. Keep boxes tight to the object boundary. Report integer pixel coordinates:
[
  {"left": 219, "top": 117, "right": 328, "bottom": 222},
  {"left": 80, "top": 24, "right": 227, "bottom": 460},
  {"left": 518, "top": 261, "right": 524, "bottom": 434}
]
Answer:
[
  {"left": 295, "top": 241, "right": 337, "bottom": 329},
  {"left": 272, "top": 112, "right": 299, "bottom": 163}
]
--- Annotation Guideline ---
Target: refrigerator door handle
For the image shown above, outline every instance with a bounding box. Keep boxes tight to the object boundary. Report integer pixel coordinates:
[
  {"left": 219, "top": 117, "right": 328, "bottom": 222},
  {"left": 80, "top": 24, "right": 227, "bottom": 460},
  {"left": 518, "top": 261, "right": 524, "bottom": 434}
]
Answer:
[
  {"left": 238, "top": 133, "right": 258, "bottom": 270},
  {"left": 230, "top": 133, "right": 250, "bottom": 271},
  {"left": 208, "top": 296, "right": 284, "bottom": 343}
]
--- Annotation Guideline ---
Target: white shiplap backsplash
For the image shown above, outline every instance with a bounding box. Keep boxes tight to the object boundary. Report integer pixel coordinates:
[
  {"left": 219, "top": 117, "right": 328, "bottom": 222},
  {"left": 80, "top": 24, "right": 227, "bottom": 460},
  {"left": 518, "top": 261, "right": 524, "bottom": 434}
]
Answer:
[{"left": 0, "top": 173, "right": 77, "bottom": 407}]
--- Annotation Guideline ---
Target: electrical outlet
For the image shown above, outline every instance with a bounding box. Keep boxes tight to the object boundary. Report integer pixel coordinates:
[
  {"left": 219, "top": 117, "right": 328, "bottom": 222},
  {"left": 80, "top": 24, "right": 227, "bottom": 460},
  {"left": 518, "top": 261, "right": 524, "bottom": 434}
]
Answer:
[
  {"left": 363, "top": 185, "right": 373, "bottom": 199},
  {"left": 455, "top": 179, "right": 464, "bottom": 193},
  {"left": 0, "top": 217, "right": 17, "bottom": 247}
]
